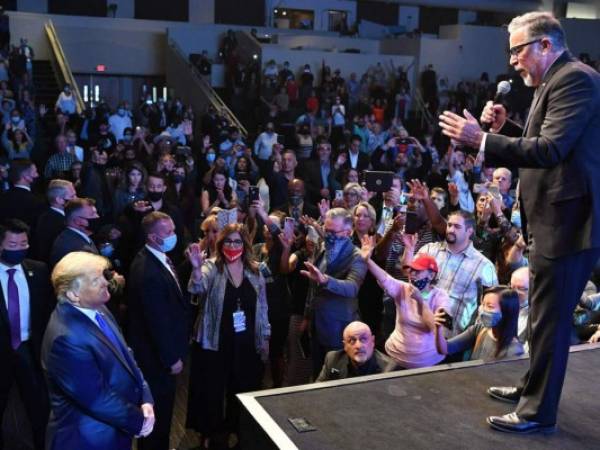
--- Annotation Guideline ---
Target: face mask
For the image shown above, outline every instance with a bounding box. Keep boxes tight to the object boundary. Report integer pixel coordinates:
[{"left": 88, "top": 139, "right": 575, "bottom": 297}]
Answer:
[
  {"left": 511, "top": 210, "right": 521, "bottom": 228},
  {"left": 158, "top": 234, "right": 177, "bottom": 253},
  {"left": 325, "top": 232, "right": 350, "bottom": 259},
  {"left": 289, "top": 195, "right": 303, "bottom": 207},
  {"left": 173, "top": 174, "right": 185, "bottom": 183},
  {"left": 223, "top": 247, "right": 243, "bottom": 262},
  {"left": 117, "top": 108, "right": 126, "bottom": 117},
  {"left": 411, "top": 277, "right": 431, "bottom": 291},
  {"left": 206, "top": 153, "right": 216, "bottom": 163},
  {"left": 1, "top": 248, "right": 28, "bottom": 265},
  {"left": 479, "top": 310, "right": 502, "bottom": 328},
  {"left": 123, "top": 134, "right": 132, "bottom": 143},
  {"left": 85, "top": 217, "right": 101, "bottom": 234},
  {"left": 99, "top": 243, "right": 114, "bottom": 258},
  {"left": 11, "top": 116, "right": 20, "bottom": 124},
  {"left": 147, "top": 191, "right": 163, "bottom": 202}
]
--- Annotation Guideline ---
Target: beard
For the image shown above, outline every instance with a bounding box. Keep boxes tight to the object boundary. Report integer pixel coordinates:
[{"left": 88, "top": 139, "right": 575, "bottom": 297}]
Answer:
[{"left": 445, "top": 232, "right": 457, "bottom": 244}]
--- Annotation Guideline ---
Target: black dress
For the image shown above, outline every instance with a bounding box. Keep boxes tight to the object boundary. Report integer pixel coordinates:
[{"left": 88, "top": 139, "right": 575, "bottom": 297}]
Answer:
[{"left": 186, "top": 277, "right": 263, "bottom": 435}]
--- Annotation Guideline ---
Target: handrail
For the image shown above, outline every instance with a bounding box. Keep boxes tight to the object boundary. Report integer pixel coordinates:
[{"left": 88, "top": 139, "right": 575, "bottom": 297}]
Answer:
[
  {"left": 167, "top": 38, "right": 247, "bottom": 137},
  {"left": 413, "top": 89, "right": 435, "bottom": 130},
  {"left": 44, "top": 20, "right": 85, "bottom": 114}
]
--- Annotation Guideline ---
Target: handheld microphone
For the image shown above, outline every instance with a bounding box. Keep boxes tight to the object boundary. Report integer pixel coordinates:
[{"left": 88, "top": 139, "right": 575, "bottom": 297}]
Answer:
[{"left": 482, "top": 80, "right": 511, "bottom": 131}]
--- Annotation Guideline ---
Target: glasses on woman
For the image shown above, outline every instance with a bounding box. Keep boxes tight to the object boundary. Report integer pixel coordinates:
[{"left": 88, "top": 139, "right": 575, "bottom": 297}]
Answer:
[{"left": 223, "top": 239, "right": 243, "bottom": 247}]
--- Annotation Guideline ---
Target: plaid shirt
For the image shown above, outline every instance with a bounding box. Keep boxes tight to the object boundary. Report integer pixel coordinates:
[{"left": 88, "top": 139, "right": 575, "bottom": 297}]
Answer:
[
  {"left": 418, "top": 241, "right": 497, "bottom": 336},
  {"left": 44, "top": 151, "right": 77, "bottom": 179}
]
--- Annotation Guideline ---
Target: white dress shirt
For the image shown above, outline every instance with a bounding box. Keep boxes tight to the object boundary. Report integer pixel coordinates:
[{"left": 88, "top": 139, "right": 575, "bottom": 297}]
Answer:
[
  {"left": 0, "top": 262, "right": 31, "bottom": 342},
  {"left": 145, "top": 244, "right": 178, "bottom": 282},
  {"left": 50, "top": 207, "right": 65, "bottom": 216}
]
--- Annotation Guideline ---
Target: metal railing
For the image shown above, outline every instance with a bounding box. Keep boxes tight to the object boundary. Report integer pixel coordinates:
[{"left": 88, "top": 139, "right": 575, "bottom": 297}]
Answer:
[
  {"left": 44, "top": 20, "right": 85, "bottom": 114},
  {"left": 167, "top": 38, "right": 247, "bottom": 137},
  {"left": 413, "top": 89, "right": 435, "bottom": 131}
]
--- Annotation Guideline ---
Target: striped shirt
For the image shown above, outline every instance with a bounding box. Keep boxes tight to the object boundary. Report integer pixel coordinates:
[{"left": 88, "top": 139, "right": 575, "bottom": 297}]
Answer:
[{"left": 418, "top": 241, "right": 497, "bottom": 336}]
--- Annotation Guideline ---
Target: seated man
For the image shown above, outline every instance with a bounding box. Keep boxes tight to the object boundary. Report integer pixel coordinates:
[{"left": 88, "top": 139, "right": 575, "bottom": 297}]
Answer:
[{"left": 316, "top": 321, "right": 397, "bottom": 382}]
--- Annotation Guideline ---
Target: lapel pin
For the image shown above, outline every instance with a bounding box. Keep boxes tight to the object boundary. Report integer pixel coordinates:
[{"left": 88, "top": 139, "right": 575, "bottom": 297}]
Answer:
[{"left": 28, "top": 271, "right": 34, "bottom": 277}]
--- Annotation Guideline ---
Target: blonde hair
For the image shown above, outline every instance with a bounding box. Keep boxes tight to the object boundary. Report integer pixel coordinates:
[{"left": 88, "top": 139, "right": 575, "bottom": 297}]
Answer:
[{"left": 51, "top": 252, "right": 109, "bottom": 303}]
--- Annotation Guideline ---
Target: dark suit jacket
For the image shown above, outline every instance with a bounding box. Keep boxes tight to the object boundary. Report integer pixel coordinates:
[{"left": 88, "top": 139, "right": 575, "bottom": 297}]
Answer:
[
  {"left": 338, "top": 151, "right": 371, "bottom": 175},
  {"left": 485, "top": 52, "right": 600, "bottom": 258},
  {"left": 316, "top": 349, "right": 397, "bottom": 382},
  {"left": 127, "top": 247, "right": 188, "bottom": 378},
  {"left": 272, "top": 200, "right": 320, "bottom": 220},
  {"left": 0, "top": 259, "right": 54, "bottom": 368},
  {"left": 49, "top": 228, "right": 99, "bottom": 268},
  {"left": 42, "top": 302, "right": 152, "bottom": 450},
  {"left": 303, "top": 160, "right": 342, "bottom": 204},
  {"left": 307, "top": 244, "right": 367, "bottom": 348},
  {"left": 0, "top": 186, "right": 45, "bottom": 230},
  {"left": 34, "top": 208, "right": 66, "bottom": 263}
]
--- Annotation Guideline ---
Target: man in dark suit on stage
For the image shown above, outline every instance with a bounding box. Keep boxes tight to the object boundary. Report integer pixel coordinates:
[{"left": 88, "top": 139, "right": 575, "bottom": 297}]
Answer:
[
  {"left": 0, "top": 219, "right": 54, "bottom": 450},
  {"left": 42, "top": 251, "right": 154, "bottom": 450},
  {"left": 0, "top": 159, "right": 44, "bottom": 232},
  {"left": 49, "top": 197, "right": 100, "bottom": 268},
  {"left": 439, "top": 11, "right": 600, "bottom": 434},
  {"left": 34, "top": 180, "right": 75, "bottom": 264},
  {"left": 127, "top": 211, "right": 189, "bottom": 450}
]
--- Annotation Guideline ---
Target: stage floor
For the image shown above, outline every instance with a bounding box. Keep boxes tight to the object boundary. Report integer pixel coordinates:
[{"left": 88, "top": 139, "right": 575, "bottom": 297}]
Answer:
[{"left": 239, "top": 344, "right": 600, "bottom": 450}]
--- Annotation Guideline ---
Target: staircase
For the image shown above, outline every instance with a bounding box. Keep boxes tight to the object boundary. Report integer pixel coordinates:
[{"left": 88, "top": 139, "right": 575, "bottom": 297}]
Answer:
[{"left": 31, "top": 60, "right": 61, "bottom": 121}]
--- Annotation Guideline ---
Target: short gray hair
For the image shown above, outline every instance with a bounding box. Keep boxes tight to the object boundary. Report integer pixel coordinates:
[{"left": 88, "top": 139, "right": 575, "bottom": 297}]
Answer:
[
  {"left": 51, "top": 252, "right": 109, "bottom": 303},
  {"left": 325, "top": 207, "right": 353, "bottom": 230},
  {"left": 46, "top": 179, "right": 73, "bottom": 204},
  {"left": 508, "top": 12, "right": 566, "bottom": 50}
]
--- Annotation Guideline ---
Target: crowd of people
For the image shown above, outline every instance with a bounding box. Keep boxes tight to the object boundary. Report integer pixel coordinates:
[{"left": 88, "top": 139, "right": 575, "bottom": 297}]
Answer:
[{"left": 1, "top": 12, "right": 600, "bottom": 450}]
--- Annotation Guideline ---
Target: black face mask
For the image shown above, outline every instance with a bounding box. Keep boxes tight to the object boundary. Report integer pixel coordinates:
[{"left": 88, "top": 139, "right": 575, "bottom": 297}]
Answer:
[
  {"left": 289, "top": 195, "right": 303, "bottom": 207},
  {"left": 147, "top": 191, "right": 163, "bottom": 202},
  {"left": 1, "top": 248, "right": 28, "bottom": 265},
  {"left": 85, "top": 217, "right": 101, "bottom": 234}
]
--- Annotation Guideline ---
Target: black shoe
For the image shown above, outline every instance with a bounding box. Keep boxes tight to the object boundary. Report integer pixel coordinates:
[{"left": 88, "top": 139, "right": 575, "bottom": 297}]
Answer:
[
  {"left": 487, "top": 412, "right": 556, "bottom": 434},
  {"left": 487, "top": 386, "right": 522, "bottom": 404}
]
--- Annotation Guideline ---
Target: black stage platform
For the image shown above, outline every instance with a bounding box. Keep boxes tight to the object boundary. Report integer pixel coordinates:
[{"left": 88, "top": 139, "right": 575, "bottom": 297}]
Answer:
[{"left": 239, "top": 344, "right": 600, "bottom": 450}]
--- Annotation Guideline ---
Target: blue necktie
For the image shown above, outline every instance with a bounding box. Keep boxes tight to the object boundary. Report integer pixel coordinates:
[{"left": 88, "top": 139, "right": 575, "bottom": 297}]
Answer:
[{"left": 95, "top": 312, "right": 130, "bottom": 363}]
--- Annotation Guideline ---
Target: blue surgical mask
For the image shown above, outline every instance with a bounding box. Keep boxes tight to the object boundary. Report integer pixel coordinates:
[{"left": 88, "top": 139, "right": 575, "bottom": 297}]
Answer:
[
  {"left": 11, "top": 116, "right": 20, "bottom": 124},
  {"left": 511, "top": 210, "right": 521, "bottom": 228},
  {"left": 99, "top": 243, "right": 114, "bottom": 258},
  {"left": 117, "top": 108, "right": 126, "bottom": 117},
  {"left": 206, "top": 153, "right": 216, "bottom": 163},
  {"left": 159, "top": 234, "right": 177, "bottom": 253},
  {"left": 479, "top": 310, "right": 502, "bottom": 328}
]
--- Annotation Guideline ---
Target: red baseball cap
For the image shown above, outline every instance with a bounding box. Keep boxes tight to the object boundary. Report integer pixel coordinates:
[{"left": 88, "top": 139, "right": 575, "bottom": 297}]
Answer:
[{"left": 408, "top": 255, "right": 438, "bottom": 273}]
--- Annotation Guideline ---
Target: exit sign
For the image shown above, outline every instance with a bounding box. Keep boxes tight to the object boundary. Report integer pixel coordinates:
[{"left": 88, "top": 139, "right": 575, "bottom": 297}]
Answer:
[{"left": 96, "top": 64, "right": 106, "bottom": 72}]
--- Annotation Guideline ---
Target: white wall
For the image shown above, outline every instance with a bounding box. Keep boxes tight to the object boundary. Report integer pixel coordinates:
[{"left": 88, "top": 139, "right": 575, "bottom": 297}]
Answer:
[
  {"left": 398, "top": 6, "right": 420, "bottom": 33},
  {"left": 420, "top": 24, "right": 508, "bottom": 87},
  {"left": 16, "top": 0, "right": 47, "bottom": 13},
  {"left": 261, "top": 44, "right": 414, "bottom": 85},
  {"left": 189, "top": 0, "right": 214, "bottom": 24},
  {"left": 111, "top": 0, "right": 135, "bottom": 19},
  {"left": 265, "top": 0, "right": 357, "bottom": 31},
  {"left": 276, "top": 34, "right": 380, "bottom": 53}
]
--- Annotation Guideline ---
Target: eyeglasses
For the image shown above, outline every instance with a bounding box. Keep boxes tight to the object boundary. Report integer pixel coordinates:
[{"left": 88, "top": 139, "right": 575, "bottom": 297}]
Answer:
[
  {"left": 508, "top": 39, "right": 542, "bottom": 57},
  {"left": 223, "top": 239, "right": 243, "bottom": 247}
]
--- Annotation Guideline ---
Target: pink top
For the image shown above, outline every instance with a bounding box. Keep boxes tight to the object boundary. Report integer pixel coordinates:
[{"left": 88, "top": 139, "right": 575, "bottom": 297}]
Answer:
[{"left": 379, "top": 275, "right": 450, "bottom": 369}]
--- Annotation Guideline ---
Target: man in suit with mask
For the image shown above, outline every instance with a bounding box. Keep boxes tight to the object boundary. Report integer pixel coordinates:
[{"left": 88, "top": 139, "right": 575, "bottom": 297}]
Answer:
[
  {"left": 0, "top": 219, "right": 54, "bottom": 450},
  {"left": 127, "top": 211, "right": 188, "bottom": 450},
  {"left": 300, "top": 208, "right": 367, "bottom": 377},
  {"left": 439, "top": 11, "right": 600, "bottom": 434}
]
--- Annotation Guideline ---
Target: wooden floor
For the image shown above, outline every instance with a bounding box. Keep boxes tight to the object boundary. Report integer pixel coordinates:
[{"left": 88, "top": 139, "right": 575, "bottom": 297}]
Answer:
[{"left": 3, "top": 350, "right": 313, "bottom": 450}]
